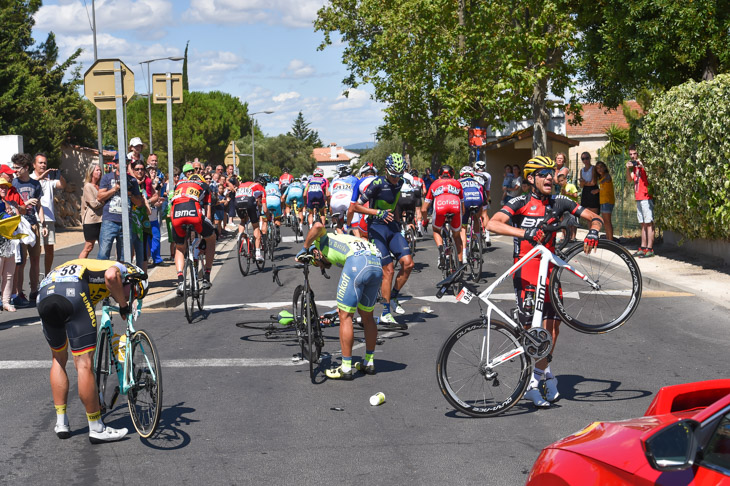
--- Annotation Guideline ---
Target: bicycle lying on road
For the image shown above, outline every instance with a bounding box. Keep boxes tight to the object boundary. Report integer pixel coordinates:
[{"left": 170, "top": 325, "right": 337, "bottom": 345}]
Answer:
[
  {"left": 435, "top": 228, "right": 642, "bottom": 417},
  {"left": 94, "top": 272, "right": 163, "bottom": 438}
]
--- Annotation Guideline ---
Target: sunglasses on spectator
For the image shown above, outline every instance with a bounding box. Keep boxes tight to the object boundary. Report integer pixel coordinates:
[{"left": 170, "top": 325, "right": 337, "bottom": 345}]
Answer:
[
  {"left": 535, "top": 169, "right": 555, "bottom": 178},
  {"left": 581, "top": 157, "right": 590, "bottom": 161},
  {"left": 133, "top": 166, "right": 145, "bottom": 171}
]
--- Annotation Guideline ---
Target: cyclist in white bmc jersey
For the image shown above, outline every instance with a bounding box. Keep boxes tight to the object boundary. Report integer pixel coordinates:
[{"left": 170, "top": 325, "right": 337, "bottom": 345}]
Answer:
[{"left": 330, "top": 164, "right": 358, "bottom": 234}]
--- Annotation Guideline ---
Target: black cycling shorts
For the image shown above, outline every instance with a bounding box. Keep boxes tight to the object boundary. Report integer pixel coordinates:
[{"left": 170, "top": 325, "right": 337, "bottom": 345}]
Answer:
[
  {"left": 38, "top": 280, "right": 98, "bottom": 356},
  {"left": 513, "top": 265, "right": 560, "bottom": 327},
  {"left": 235, "top": 199, "right": 259, "bottom": 225}
]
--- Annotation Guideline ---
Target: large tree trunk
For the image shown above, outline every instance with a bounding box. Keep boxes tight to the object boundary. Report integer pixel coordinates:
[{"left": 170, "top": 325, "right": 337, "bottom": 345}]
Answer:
[
  {"left": 531, "top": 76, "right": 549, "bottom": 156},
  {"left": 702, "top": 48, "right": 718, "bottom": 81}
]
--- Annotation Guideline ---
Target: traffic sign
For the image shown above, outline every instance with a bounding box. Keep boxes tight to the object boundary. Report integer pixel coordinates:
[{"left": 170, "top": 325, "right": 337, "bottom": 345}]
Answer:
[
  {"left": 83, "top": 59, "right": 135, "bottom": 110},
  {"left": 225, "top": 141, "right": 241, "bottom": 155},
  {"left": 152, "top": 73, "right": 183, "bottom": 104}
]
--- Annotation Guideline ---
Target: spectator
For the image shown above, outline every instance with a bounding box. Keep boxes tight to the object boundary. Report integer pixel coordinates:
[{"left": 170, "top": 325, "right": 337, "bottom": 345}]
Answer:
[
  {"left": 422, "top": 168, "right": 434, "bottom": 191},
  {"left": 130, "top": 160, "right": 154, "bottom": 271},
  {"left": 215, "top": 165, "right": 224, "bottom": 177},
  {"left": 147, "top": 153, "right": 164, "bottom": 181},
  {"left": 96, "top": 154, "right": 144, "bottom": 262},
  {"left": 508, "top": 164, "right": 522, "bottom": 199},
  {"left": 1, "top": 179, "right": 22, "bottom": 311},
  {"left": 626, "top": 145, "right": 655, "bottom": 258},
  {"left": 12, "top": 153, "right": 47, "bottom": 307},
  {"left": 193, "top": 160, "right": 204, "bottom": 176},
  {"left": 501, "top": 164, "right": 514, "bottom": 205},
  {"left": 226, "top": 164, "right": 235, "bottom": 179},
  {"left": 79, "top": 162, "right": 104, "bottom": 258},
  {"left": 556, "top": 172, "right": 579, "bottom": 241},
  {"left": 596, "top": 161, "right": 615, "bottom": 241},
  {"left": 0, "top": 164, "right": 26, "bottom": 213},
  {"left": 553, "top": 152, "right": 570, "bottom": 195},
  {"left": 127, "top": 137, "right": 145, "bottom": 164},
  {"left": 31, "top": 153, "right": 66, "bottom": 274},
  {"left": 165, "top": 168, "right": 181, "bottom": 259},
  {"left": 214, "top": 183, "right": 226, "bottom": 237},
  {"left": 578, "top": 151, "right": 600, "bottom": 215}
]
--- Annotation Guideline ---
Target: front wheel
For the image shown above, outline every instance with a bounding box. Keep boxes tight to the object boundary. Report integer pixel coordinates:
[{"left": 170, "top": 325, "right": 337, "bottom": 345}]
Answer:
[
  {"left": 196, "top": 261, "right": 206, "bottom": 312},
  {"left": 551, "top": 239, "right": 642, "bottom": 334},
  {"left": 436, "top": 319, "right": 531, "bottom": 417},
  {"left": 127, "top": 330, "right": 163, "bottom": 438},
  {"left": 406, "top": 227, "right": 416, "bottom": 255},
  {"left": 94, "top": 327, "right": 114, "bottom": 414},
  {"left": 182, "top": 258, "right": 195, "bottom": 323},
  {"left": 293, "top": 284, "right": 321, "bottom": 379},
  {"left": 467, "top": 230, "right": 483, "bottom": 282}
]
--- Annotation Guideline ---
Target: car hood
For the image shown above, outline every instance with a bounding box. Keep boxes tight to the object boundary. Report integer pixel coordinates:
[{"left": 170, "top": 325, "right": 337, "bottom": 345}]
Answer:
[{"left": 548, "top": 414, "right": 694, "bottom": 474}]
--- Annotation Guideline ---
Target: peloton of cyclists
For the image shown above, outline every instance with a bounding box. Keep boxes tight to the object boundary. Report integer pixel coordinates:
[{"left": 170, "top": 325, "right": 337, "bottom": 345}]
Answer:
[
  {"left": 421, "top": 165, "right": 464, "bottom": 268},
  {"left": 170, "top": 163, "right": 217, "bottom": 294},
  {"left": 486, "top": 155, "right": 603, "bottom": 408},
  {"left": 234, "top": 174, "right": 267, "bottom": 263}
]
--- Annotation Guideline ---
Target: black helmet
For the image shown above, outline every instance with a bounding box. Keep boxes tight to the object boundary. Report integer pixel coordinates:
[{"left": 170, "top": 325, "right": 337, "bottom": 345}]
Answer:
[{"left": 438, "top": 165, "right": 454, "bottom": 178}]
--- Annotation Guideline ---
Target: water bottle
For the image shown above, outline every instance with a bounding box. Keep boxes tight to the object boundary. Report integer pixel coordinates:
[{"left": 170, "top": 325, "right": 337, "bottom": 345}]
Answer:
[
  {"left": 523, "top": 286, "right": 536, "bottom": 318},
  {"left": 111, "top": 333, "right": 126, "bottom": 362}
]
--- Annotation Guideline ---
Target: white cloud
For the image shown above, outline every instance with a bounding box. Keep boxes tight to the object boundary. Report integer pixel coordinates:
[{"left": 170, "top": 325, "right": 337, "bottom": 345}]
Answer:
[
  {"left": 282, "top": 59, "right": 316, "bottom": 78},
  {"left": 184, "top": 0, "right": 325, "bottom": 28},
  {"left": 272, "top": 91, "right": 301, "bottom": 103},
  {"left": 331, "top": 88, "right": 372, "bottom": 111},
  {"left": 34, "top": 0, "right": 174, "bottom": 35}
]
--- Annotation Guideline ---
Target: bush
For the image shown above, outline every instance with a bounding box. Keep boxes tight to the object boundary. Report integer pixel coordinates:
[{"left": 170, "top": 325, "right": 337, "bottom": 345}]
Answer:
[{"left": 639, "top": 74, "right": 730, "bottom": 240}]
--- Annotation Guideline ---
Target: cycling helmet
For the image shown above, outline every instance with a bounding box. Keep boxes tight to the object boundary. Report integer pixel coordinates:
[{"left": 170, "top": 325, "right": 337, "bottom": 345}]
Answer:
[
  {"left": 474, "top": 161, "right": 486, "bottom": 171},
  {"left": 460, "top": 166, "right": 474, "bottom": 178},
  {"left": 188, "top": 173, "right": 204, "bottom": 182},
  {"left": 385, "top": 153, "right": 406, "bottom": 176},
  {"left": 336, "top": 163, "right": 351, "bottom": 176},
  {"left": 255, "top": 175, "right": 267, "bottom": 186},
  {"left": 282, "top": 167, "right": 289, "bottom": 173},
  {"left": 313, "top": 167, "right": 324, "bottom": 177},
  {"left": 300, "top": 174, "right": 308, "bottom": 182},
  {"left": 523, "top": 156, "right": 555, "bottom": 179},
  {"left": 125, "top": 263, "right": 148, "bottom": 300},
  {"left": 409, "top": 168, "right": 418, "bottom": 177},
  {"left": 182, "top": 162, "right": 194, "bottom": 174},
  {"left": 358, "top": 163, "right": 376, "bottom": 177},
  {"left": 438, "top": 164, "right": 455, "bottom": 178},
  {"left": 259, "top": 173, "right": 271, "bottom": 183}
]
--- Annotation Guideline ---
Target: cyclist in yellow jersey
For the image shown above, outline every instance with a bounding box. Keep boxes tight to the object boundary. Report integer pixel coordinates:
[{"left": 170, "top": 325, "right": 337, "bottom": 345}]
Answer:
[
  {"left": 36, "top": 258, "right": 148, "bottom": 443},
  {"left": 296, "top": 223, "right": 383, "bottom": 380}
]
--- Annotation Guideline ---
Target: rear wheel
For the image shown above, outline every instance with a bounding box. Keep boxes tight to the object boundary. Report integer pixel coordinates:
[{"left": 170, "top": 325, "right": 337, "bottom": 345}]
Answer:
[
  {"left": 406, "top": 226, "right": 416, "bottom": 255},
  {"left": 94, "top": 327, "right": 113, "bottom": 414},
  {"left": 237, "top": 233, "right": 250, "bottom": 276},
  {"left": 293, "top": 284, "right": 321, "bottom": 379},
  {"left": 467, "top": 225, "right": 483, "bottom": 282},
  {"left": 182, "top": 258, "right": 195, "bottom": 323},
  {"left": 196, "top": 260, "right": 205, "bottom": 312},
  {"left": 551, "top": 239, "right": 642, "bottom": 334},
  {"left": 256, "top": 235, "right": 266, "bottom": 271},
  {"left": 127, "top": 329, "right": 163, "bottom": 438},
  {"left": 436, "top": 318, "right": 531, "bottom": 417}
]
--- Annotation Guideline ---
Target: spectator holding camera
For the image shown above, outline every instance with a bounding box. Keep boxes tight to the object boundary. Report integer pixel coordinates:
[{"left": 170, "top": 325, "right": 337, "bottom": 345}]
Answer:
[
  {"left": 31, "top": 153, "right": 66, "bottom": 274},
  {"left": 626, "top": 145, "right": 655, "bottom": 258}
]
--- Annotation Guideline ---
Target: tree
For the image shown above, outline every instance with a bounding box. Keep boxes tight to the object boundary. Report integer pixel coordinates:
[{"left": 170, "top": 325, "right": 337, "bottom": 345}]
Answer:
[
  {"left": 574, "top": 0, "right": 730, "bottom": 109},
  {"left": 288, "top": 111, "right": 322, "bottom": 147},
  {"left": 182, "top": 40, "right": 190, "bottom": 92},
  {"left": 247, "top": 134, "right": 316, "bottom": 180},
  {"left": 0, "top": 1, "right": 91, "bottom": 164}
]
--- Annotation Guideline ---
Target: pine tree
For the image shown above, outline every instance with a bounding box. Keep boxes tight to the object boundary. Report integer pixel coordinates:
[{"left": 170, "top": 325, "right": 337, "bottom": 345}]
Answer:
[{"left": 288, "top": 112, "right": 322, "bottom": 147}]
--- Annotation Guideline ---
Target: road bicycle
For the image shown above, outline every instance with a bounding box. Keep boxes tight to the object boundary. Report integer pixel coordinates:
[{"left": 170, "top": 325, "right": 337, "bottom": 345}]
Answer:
[
  {"left": 94, "top": 272, "right": 163, "bottom": 438},
  {"left": 438, "top": 213, "right": 460, "bottom": 279},
  {"left": 402, "top": 209, "right": 418, "bottom": 255},
  {"left": 290, "top": 200, "right": 303, "bottom": 242},
  {"left": 464, "top": 206, "right": 484, "bottom": 282},
  {"left": 435, "top": 230, "right": 642, "bottom": 417},
  {"left": 182, "top": 224, "right": 206, "bottom": 323},
  {"left": 264, "top": 221, "right": 281, "bottom": 261},
  {"left": 236, "top": 309, "right": 339, "bottom": 339}
]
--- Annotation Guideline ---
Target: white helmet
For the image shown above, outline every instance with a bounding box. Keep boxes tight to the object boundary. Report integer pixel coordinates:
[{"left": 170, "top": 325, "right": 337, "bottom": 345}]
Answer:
[
  {"left": 474, "top": 161, "right": 486, "bottom": 171},
  {"left": 460, "top": 166, "right": 474, "bottom": 177}
]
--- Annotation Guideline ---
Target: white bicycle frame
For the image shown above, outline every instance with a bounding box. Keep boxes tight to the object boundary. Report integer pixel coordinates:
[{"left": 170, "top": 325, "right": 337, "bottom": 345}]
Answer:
[{"left": 474, "top": 244, "right": 598, "bottom": 368}]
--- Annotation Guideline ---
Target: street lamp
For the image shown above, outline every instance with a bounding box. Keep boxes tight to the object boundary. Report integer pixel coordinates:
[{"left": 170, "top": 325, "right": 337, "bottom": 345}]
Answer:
[
  {"left": 139, "top": 56, "right": 184, "bottom": 154},
  {"left": 249, "top": 110, "right": 274, "bottom": 177}
]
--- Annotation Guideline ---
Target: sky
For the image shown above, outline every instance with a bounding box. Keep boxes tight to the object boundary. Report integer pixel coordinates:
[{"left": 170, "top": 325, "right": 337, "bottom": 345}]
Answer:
[{"left": 33, "top": 0, "right": 386, "bottom": 147}]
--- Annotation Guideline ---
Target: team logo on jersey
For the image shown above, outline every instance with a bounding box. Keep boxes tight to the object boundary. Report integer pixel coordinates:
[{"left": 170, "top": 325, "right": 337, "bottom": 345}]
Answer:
[
  {"left": 66, "top": 287, "right": 76, "bottom": 297},
  {"left": 530, "top": 205, "right": 537, "bottom": 210}
]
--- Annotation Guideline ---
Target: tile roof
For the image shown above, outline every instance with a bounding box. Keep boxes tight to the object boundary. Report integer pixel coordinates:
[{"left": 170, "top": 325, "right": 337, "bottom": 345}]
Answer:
[
  {"left": 312, "top": 145, "right": 358, "bottom": 163},
  {"left": 483, "top": 126, "right": 580, "bottom": 150},
  {"left": 566, "top": 101, "right": 643, "bottom": 137}
]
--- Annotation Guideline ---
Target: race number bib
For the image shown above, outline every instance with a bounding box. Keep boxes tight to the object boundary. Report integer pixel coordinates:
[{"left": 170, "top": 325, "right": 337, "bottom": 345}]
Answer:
[{"left": 40, "top": 264, "right": 83, "bottom": 288}]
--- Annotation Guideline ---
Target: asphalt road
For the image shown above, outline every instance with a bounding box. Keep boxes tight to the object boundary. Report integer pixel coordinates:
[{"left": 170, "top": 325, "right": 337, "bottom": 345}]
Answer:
[{"left": 1, "top": 224, "right": 729, "bottom": 485}]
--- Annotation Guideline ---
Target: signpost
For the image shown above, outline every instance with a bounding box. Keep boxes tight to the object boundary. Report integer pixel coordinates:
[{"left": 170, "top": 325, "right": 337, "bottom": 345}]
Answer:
[
  {"left": 224, "top": 141, "right": 241, "bottom": 176},
  {"left": 152, "top": 73, "right": 183, "bottom": 193},
  {"left": 83, "top": 59, "right": 134, "bottom": 262}
]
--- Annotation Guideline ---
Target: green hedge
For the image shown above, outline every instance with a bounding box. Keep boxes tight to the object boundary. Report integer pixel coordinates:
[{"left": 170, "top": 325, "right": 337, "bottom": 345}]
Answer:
[{"left": 639, "top": 74, "right": 730, "bottom": 240}]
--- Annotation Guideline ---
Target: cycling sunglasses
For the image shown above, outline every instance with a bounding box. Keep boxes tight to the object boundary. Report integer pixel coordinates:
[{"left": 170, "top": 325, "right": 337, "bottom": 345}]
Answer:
[{"left": 535, "top": 169, "right": 555, "bottom": 178}]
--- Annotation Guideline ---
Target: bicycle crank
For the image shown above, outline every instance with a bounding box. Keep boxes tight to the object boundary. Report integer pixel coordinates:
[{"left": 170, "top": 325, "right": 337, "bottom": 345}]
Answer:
[{"left": 523, "top": 328, "right": 553, "bottom": 360}]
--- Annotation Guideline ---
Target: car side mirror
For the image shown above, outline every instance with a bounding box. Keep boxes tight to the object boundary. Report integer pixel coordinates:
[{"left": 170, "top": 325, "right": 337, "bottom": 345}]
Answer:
[{"left": 644, "top": 419, "right": 700, "bottom": 471}]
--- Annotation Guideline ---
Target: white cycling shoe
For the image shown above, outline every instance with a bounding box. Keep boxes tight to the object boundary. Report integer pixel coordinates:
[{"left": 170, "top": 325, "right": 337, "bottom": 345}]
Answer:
[
  {"left": 544, "top": 377, "right": 560, "bottom": 402},
  {"left": 524, "top": 387, "right": 550, "bottom": 408},
  {"left": 392, "top": 298, "right": 406, "bottom": 315},
  {"left": 89, "top": 425, "right": 128, "bottom": 444},
  {"left": 54, "top": 423, "right": 71, "bottom": 439}
]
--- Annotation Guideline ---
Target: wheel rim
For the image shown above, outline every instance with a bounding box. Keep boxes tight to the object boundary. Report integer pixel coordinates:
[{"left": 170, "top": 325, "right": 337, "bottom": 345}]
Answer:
[
  {"left": 128, "top": 330, "right": 163, "bottom": 438},
  {"left": 183, "top": 260, "right": 194, "bottom": 323}
]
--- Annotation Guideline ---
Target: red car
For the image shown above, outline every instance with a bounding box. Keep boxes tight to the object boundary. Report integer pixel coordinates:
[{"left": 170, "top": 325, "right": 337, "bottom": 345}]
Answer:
[{"left": 527, "top": 379, "right": 730, "bottom": 485}]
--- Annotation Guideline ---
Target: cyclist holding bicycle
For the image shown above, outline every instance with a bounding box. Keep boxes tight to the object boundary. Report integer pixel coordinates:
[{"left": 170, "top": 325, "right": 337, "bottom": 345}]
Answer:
[
  {"left": 296, "top": 223, "right": 382, "bottom": 380},
  {"left": 486, "top": 156, "right": 603, "bottom": 407},
  {"left": 421, "top": 165, "right": 464, "bottom": 268},
  {"left": 36, "top": 258, "right": 148, "bottom": 443},
  {"left": 304, "top": 168, "right": 329, "bottom": 227},
  {"left": 171, "top": 169, "right": 217, "bottom": 295},
  {"left": 235, "top": 175, "right": 267, "bottom": 263},
  {"left": 352, "top": 154, "right": 414, "bottom": 328},
  {"left": 329, "top": 164, "right": 358, "bottom": 234},
  {"left": 458, "top": 166, "right": 485, "bottom": 261}
]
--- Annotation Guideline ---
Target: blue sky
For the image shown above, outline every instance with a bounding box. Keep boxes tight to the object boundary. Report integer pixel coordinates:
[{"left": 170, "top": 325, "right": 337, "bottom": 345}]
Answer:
[{"left": 33, "top": 0, "right": 385, "bottom": 147}]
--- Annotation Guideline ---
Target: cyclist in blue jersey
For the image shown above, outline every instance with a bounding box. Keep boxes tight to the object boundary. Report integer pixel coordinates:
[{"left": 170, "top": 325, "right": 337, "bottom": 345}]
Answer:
[
  {"left": 264, "top": 174, "right": 283, "bottom": 240},
  {"left": 330, "top": 163, "right": 359, "bottom": 234},
  {"left": 347, "top": 163, "right": 378, "bottom": 239},
  {"left": 352, "top": 154, "right": 414, "bottom": 329},
  {"left": 458, "top": 166, "right": 486, "bottom": 261},
  {"left": 283, "top": 178, "right": 305, "bottom": 230},
  {"left": 304, "top": 167, "right": 330, "bottom": 227}
]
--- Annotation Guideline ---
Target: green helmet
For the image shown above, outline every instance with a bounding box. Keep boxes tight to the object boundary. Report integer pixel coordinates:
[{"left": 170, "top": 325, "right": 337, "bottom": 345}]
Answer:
[
  {"left": 385, "top": 153, "right": 406, "bottom": 176},
  {"left": 182, "top": 162, "right": 194, "bottom": 174}
]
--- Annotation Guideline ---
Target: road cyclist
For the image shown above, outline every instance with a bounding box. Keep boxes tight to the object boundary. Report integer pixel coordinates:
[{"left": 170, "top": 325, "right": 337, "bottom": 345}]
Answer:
[
  {"left": 170, "top": 165, "right": 216, "bottom": 295},
  {"left": 352, "top": 154, "right": 414, "bottom": 329},
  {"left": 329, "top": 163, "right": 358, "bottom": 234},
  {"left": 421, "top": 165, "right": 464, "bottom": 269},
  {"left": 295, "top": 222, "right": 383, "bottom": 380},
  {"left": 394, "top": 169, "right": 422, "bottom": 244},
  {"left": 234, "top": 175, "right": 267, "bottom": 263},
  {"left": 472, "top": 161, "right": 492, "bottom": 247},
  {"left": 283, "top": 176, "right": 306, "bottom": 235},
  {"left": 347, "top": 162, "right": 378, "bottom": 239},
  {"left": 408, "top": 168, "right": 426, "bottom": 236},
  {"left": 36, "top": 258, "right": 148, "bottom": 443},
  {"left": 278, "top": 167, "right": 294, "bottom": 223},
  {"left": 304, "top": 167, "right": 330, "bottom": 228},
  {"left": 458, "top": 166, "right": 486, "bottom": 278},
  {"left": 486, "top": 155, "right": 603, "bottom": 407},
  {"left": 262, "top": 173, "right": 283, "bottom": 255}
]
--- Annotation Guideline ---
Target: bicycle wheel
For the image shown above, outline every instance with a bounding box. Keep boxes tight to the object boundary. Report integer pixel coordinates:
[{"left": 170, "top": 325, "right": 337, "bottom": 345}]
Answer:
[
  {"left": 267, "top": 230, "right": 275, "bottom": 260},
  {"left": 467, "top": 229, "right": 483, "bottom": 282},
  {"left": 127, "top": 329, "right": 163, "bottom": 438},
  {"left": 182, "top": 258, "right": 195, "bottom": 323},
  {"left": 237, "top": 234, "right": 250, "bottom": 276},
  {"left": 443, "top": 232, "right": 457, "bottom": 279},
  {"left": 196, "top": 261, "right": 205, "bottom": 312},
  {"left": 406, "top": 227, "right": 416, "bottom": 255},
  {"left": 256, "top": 235, "right": 266, "bottom": 271},
  {"left": 293, "top": 284, "right": 321, "bottom": 376},
  {"left": 551, "top": 239, "right": 642, "bottom": 334},
  {"left": 436, "top": 318, "right": 531, "bottom": 417},
  {"left": 94, "top": 327, "right": 113, "bottom": 414}
]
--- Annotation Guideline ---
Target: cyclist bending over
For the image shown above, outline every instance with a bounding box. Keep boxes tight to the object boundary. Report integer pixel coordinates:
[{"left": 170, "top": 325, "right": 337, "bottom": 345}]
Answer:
[
  {"left": 171, "top": 166, "right": 216, "bottom": 294},
  {"left": 37, "top": 258, "right": 148, "bottom": 443},
  {"left": 421, "top": 165, "right": 464, "bottom": 267},
  {"left": 486, "top": 156, "right": 602, "bottom": 408},
  {"left": 296, "top": 223, "right": 383, "bottom": 380}
]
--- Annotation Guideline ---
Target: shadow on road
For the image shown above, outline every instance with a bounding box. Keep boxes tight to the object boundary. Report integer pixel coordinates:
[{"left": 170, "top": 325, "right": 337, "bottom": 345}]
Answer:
[{"left": 140, "top": 401, "right": 199, "bottom": 450}]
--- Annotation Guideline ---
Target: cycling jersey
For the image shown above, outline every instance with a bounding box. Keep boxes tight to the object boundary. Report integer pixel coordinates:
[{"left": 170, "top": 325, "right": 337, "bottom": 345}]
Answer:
[
  {"left": 235, "top": 181, "right": 267, "bottom": 223},
  {"left": 283, "top": 182, "right": 305, "bottom": 206},
  {"left": 459, "top": 176, "right": 485, "bottom": 225},
  {"left": 358, "top": 176, "right": 410, "bottom": 265},
  {"left": 305, "top": 176, "right": 329, "bottom": 209},
  {"left": 424, "top": 178, "right": 463, "bottom": 229},
  {"left": 350, "top": 175, "right": 377, "bottom": 233},
  {"left": 330, "top": 175, "right": 358, "bottom": 217},
  {"left": 171, "top": 179, "right": 215, "bottom": 243},
  {"left": 38, "top": 259, "right": 138, "bottom": 355},
  {"left": 171, "top": 178, "right": 211, "bottom": 207},
  {"left": 279, "top": 173, "right": 294, "bottom": 189},
  {"left": 358, "top": 176, "right": 403, "bottom": 223}
]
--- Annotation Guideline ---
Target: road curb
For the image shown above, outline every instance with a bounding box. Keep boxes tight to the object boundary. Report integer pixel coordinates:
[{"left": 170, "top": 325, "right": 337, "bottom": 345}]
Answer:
[{"left": 145, "top": 236, "right": 237, "bottom": 309}]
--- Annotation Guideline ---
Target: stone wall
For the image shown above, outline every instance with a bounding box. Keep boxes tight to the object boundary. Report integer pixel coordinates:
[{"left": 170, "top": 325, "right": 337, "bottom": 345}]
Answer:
[
  {"left": 664, "top": 231, "right": 730, "bottom": 267},
  {"left": 56, "top": 143, "right": 113, "bottom": 228}
]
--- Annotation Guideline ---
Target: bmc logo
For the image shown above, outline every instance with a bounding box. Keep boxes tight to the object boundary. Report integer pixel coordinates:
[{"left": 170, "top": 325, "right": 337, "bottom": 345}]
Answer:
[{"left": 174, "top": 209, "right": 196, "bottom": 217}]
